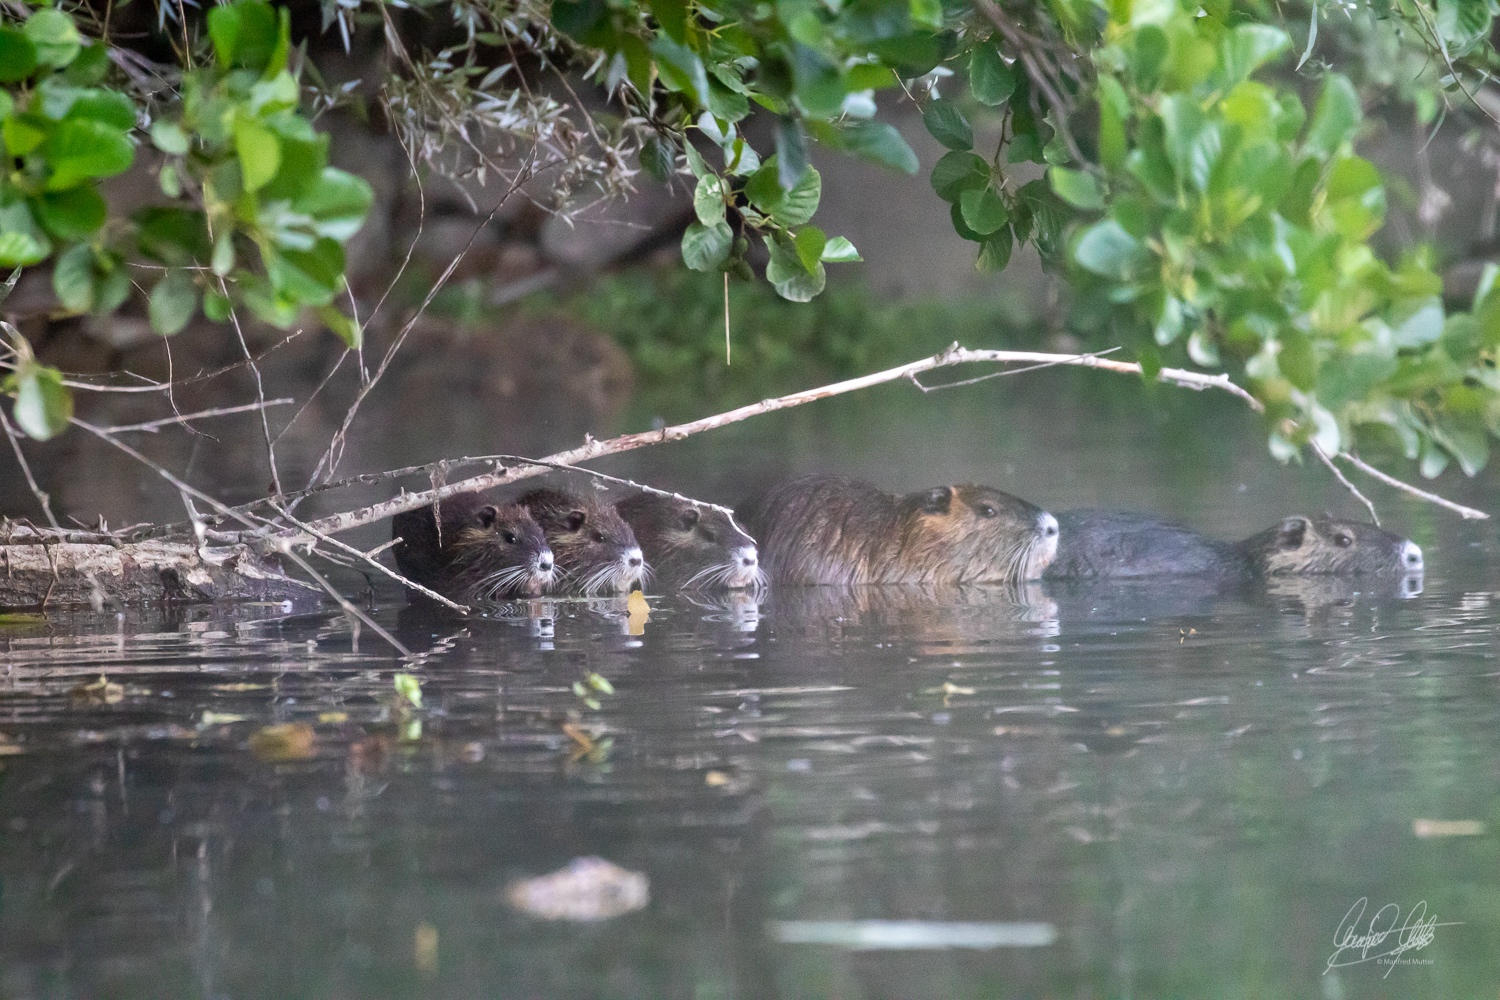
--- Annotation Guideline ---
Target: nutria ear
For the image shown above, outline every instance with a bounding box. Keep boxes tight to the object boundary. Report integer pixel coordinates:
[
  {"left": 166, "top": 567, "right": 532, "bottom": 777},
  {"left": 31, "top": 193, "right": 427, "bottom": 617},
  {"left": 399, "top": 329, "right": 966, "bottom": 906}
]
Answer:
[
  {"left": 919, "top": 486, "right": 952, "bottom": 515},
  {"left": 475, "top": 505, "right": 499, "bottom": 528},
  {"left": 565, "top": 509, "right": 587, "bottom": 532},
  {"left": 678, "top": 507, "right": 701, "bottom": 530},
  {"left": 1278, "top": 516, "right": 1310, "bottom": 548}
]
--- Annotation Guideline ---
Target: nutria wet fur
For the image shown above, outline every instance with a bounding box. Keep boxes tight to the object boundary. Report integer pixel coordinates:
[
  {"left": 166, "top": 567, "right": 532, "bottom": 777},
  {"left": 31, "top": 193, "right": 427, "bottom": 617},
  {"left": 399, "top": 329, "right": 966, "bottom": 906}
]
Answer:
[
  {"left": 615, "top": 493, "right": 765, "bottom": 590},
  {"left": 1045, "top": 510, "right": 1423, "bottom": 578},
  {"left": 515, "top": 488, "right": 646, "bottom": 594},
  {"left": 739, "top": 475, "right": 1060, "bottom": 586},
  {"left": 392, "top": 492, "right": 555, "bottom": 601}
]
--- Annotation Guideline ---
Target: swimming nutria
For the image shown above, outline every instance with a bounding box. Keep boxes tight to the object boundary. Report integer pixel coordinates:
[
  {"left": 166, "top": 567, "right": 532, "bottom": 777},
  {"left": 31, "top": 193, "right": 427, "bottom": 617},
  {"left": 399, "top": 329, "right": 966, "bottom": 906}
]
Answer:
[
  {"left": 515, "top": 488, "right": 647, "bottom": 595},
  {"left": 392, "top": 492, "right": 556, "bottom": 601},
  {"left": 1044, "top": 510, "right": 1423, "bottom": 578},
  {"left": 738, "top": 475, "right": 1060, "bottom": 586},
  {"left": 615, "top": 492, "right": 764, "bottom": 590}
]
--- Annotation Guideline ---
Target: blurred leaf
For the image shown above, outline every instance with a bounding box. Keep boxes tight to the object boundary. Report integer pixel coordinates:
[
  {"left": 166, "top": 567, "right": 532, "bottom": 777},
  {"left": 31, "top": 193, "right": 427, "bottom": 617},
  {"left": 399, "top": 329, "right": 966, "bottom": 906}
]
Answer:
[
  {"left": 640, "top": 134, "right": 676, "bottom": 183},
  {"left": 693, "top": 175, "right": 726, "bottom": 225},
  {"left": 293, "top": 168, "right": 374, "bottom": 240},
  {"left": 793, "top": 226, "right": 826, "bottom": 273},
  {"left": 775, "top": 118, "right": 810, "bottom": 190},
  {"left": 930, "top": 150, "right": 989, "bottom": 202},
  {"left": 11, "top": 363, "right": 72, "bottom": 441},
  {"left": 959, "top": 186, "right": 1009, "bottom": 235},
  {"left": 832, "top": 121, "right": 919, "bottom": 174},
  {"left": 1219, "top": 23, "right": 1290, "bottom": 85},
  {"left": 651, "top": 34, "right": 710, "bottom": 104},
  {"left": 35, "top": 187, "right": 106, "bottom": 240},
  {"left": 0, "top": 201, "right": 51, "bottom": 267},
  {"left": 51, "top": 243, "right": 95, "bottom": 312},
  {"left": 394, "top": 672, "right": 423, "bottom": 708},
  {"left": 976, "top": 229, "right": 1013, "bottom": 272},
  {"left": 23, "top": 9, "right": 80, "bottom": 69},
  {"left": 149, "top": 270, "right": 199, "bottom": 336},
  {"left": 969, "top": 45, "right": 1015, "bottom": 106},
  {"left": 207, "top": 0, "right": 280, "bottom": 71},
  {"left": 151, "top": 121, "right": 191, "bottom": 155},
  {"left": 234, "top": 117, "right": 281, "bottom": 193},
  {"left": 821, "top": 236, "right": 862, "bottom": 262},
  {"left": 43, "top": 118, "right": 134, "bottom": 189},
  {"left": 0, "top": 29, "right": 38, "bottom": 83},
  {"left": 1303, "top": 73, "right": 1361, "bottom": 158},
  {"left": 745, "top": 158, "right": 821, "bottom": 226},
  {"left": 1048, "top": 166, "right": 1104, "bottom": 210},
  {"left": 1074, "top": 219, "right": 1148, "bottom": 280}
]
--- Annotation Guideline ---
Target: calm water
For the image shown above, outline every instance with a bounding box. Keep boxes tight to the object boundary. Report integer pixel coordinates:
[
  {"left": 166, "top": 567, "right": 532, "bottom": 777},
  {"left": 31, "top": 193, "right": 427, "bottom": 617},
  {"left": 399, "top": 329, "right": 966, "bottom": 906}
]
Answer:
[{"left": 3, "top": 376, "right": 1500, "bottom": 999}]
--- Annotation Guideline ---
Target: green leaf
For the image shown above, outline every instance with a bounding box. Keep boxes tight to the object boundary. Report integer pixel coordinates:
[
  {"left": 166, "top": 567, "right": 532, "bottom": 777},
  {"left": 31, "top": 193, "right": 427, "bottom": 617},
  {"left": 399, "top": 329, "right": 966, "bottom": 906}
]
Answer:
[
  {"left": 11, "top": 364, "right": 72, "bottom": 441},
  {"left": 51, "top": 244, "right": 95, "bottom": 312},
  {"left": 821, "top": 236, "right": 862, "bottom": 262},
  {"left": 0, "top": 201, "right": 51, "bottom": 267},
  {"left": 793, "top": 226, "right": 826, "bottom": 273},
  {"left": 969, "top": 45, "right": 1015, "bottom": 106},
  {"left": 212, "top": 230, "right": 235, "bottom": 277},
  {"left": 35, "top": 187, "right": 106, "bottom": 240},
  {"left": 207, "top": 0, "right": 280, "bottom": 71},
  {"left": 1436, "top": 0, "right": 1492, "bottom": 53},
  {"left": 1048, "top": 166, "right": 1104, "bottom": 210},
  {"left": 393, "top": 672, "right": 423, "bottom": 709},
  {"left": 64, "top": 43, "right": 109, "bottom": 85},
  {"left": 1303, "top": 73, "right": 1361, "bottom": 159},
  {"left": 234, "top": 118, "right": 281, "bottom": 194},
  {"left": 203, "top": 290, "right": 232, "bottom": 323},
  {"left": 929, "top": 151, "right": 989, "bottom": 202},
  {"left": 63, "top": 89, "right": 135, "bottom": 130},
  {"left": 43, "top": 118, "right": 134, "bottom": 190},
  {"left": 745, "top": 159, "right": 822, "bottom": 227},
  {"left": 922, "top": 101, "right": 973, "bottom": 151},
  {"left": 1390, "top": 298, "right": 1444, "bottom": 349},
  {"left": 1220, "top": 24, "right": 1290, "bottom": 85},
  {"left": 1097, "top": 76, "right": 1129, "bottom": 170},
  {"left": 836, "top": 121, "right": 919, "bottom": 174},
  {"left": 651, "top": 34, "right": 710, "bottom": 104},
  {"left": 1073, "top": 219, "right": 1148, "bottom": 280},
  {"left": 23, "top": 9, "right": 80, "bottom": 69},
  {"left": 976, "top": 229, "right": 1013, "bottom": 272},
  {"left": 681, "top": 221, "right": 733, "bottom": 272},
  {"left": 150, "top": 121, "right": 190, "bottom": 155},
  {"left": 649, "top": 0, "right": 689, "bottom": 41},
  {"left": 959, "top": 186, "right": 1009, "bottom": 235},
  {"left": 789, "top": 43, "right": 845, "bottom": 118},
  {"left": 640, "top": 134, "right": 676, "bottom": 183},
  {"left": 693, "top": 175, "right": 726, "bottom": 226},
  {"left": 764, "top": 234, "right": 826, "bottom": 302},
  {"left": 267, "top": 239, "right": 344, "bottom": 305},
  {"left": 292, "top": 168, "right": 374, "bottom": 240},
  {"left": 150, "top": 270, "right": 199, "bottom": 336},
  {"left": 775, "top": 118, "right": 810, "bottom": 191},
  {"left": 318, "top": 305, "right": 361, "bottom": 349},
  {"left": 0, "top": 29, "right": 38, "bottom": 83}
]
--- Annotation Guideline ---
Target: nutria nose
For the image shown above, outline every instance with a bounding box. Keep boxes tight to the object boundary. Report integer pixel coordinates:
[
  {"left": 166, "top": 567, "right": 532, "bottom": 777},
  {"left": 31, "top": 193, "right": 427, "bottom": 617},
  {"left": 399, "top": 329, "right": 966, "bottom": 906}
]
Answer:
[
  {"left": 737, "top": 546, "right": 758, "bottom": 567},
  {"left": 626, "top": 548, "right": 643, "bottom": 568},
  {"left": 538, "top": 554, "right": 554, "bottom": 572},
  {"left": 1039, "top": 512, "right": 1059, "bottom": 538},
  {"left": 1401, "top": 540, "right": 1423, "bottom": 570}
]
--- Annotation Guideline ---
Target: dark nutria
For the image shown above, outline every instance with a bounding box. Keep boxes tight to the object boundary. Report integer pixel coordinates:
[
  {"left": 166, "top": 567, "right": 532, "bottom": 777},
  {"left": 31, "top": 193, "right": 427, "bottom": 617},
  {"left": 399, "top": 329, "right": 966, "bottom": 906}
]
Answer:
[
  {"left": 515, "top": 488, "right": 646, "bottom": 595},
  {"left": 1044, "top": 510, "right": 1423, "bottom": 578},
  {"left": 737, "top": 475, "right": 1059, "bottom": 586},
  {"left": 392, "top": 492, "right": 556, "bottom": 601},
  {"left": 615, "top": 492, "right": 764, "bottom": 590}
]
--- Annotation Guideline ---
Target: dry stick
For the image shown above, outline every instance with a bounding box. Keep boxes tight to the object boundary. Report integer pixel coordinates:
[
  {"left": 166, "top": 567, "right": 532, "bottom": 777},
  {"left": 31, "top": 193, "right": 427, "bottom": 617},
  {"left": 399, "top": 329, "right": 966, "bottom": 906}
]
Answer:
[
  {"left": 102, "top": 398, "right": 295, "bottom": 434},
  {"left": 67, "top": 417, "right": 412, "bottom": 655},
  {"left": 0, "top": 406, "right": 61, "bottom": 529},
  {"left": 910, "top": 347, "right": 1122, "bottom": 391},
  {"left": 304, "top": 147, "right": 542, "bottom": 490},
  {"left": 288, "top": 345, "right": 1267, "bottom": 542},
  {"left": 219, "top": 277, "right": 283, "bottom": 495},
  {"left": 1338, "top": 452, "right": 1490, "bottom": 521},
  {"left": 1309, "top": 440, "right": 1381, "bottom": 526},
  {"left": 267, "top": 502, "right": 471, "bottom": 615},
  {"left": 0, "top": 330, "right": 306, "bottom": 394}
]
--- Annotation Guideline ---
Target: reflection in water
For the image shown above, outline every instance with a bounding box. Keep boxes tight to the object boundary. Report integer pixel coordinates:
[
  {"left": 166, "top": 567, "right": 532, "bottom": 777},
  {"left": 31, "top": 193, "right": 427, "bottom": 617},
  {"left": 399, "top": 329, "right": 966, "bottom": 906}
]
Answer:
[{"left": 0, "top": 551, "right": 1496, "bottom": 997}]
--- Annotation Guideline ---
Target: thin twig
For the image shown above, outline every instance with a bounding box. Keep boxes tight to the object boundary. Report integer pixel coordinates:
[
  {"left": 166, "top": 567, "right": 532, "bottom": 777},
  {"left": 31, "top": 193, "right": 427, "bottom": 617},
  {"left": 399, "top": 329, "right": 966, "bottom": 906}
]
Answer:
[
  {"left": 219, "top": 277, "right": 283, "bottom": 495},
  {"left": 910, "top": 347, "right": 1121, "bottom": 391},
  {"left": 0, "top": 406, "right": 61, "bottom": 529},
  {"left": 268, "top": 502, "right": 471, "bottom": 614},
  {"left": 101, "top": 399, "right": 294, "bottom": 434},
  {"left": 1309, "top": 439, "right": 1379, "bottom": 525},
  {"left": 1338, "top": 452, "right": 1490, "bottom": 520}
]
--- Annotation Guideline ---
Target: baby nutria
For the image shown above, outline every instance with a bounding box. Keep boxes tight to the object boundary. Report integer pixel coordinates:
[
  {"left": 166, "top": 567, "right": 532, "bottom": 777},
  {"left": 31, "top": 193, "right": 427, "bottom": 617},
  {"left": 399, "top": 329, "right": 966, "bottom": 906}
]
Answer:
[
  {"left": 738, "top": 474, "right": 1060, "bottom": 586},
  {"left": 615, "top": 492, "right": 764, "bottom": 590},
  {"left": 392, "top": 492, "right": 555, "bottom": 601},
  {"left": 515, "top": 488, "right": 647, "bottom": 595},
  {"left": 1044, "top": 510, "right": 1423, "bottom": 578}
]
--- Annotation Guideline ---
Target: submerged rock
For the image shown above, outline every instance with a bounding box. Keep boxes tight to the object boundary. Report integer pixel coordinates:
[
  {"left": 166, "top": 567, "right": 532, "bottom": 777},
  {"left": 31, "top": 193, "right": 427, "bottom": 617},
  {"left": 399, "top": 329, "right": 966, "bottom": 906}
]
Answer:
[{"left": 505, "top": 857, "right": 649, "bottom": 921}]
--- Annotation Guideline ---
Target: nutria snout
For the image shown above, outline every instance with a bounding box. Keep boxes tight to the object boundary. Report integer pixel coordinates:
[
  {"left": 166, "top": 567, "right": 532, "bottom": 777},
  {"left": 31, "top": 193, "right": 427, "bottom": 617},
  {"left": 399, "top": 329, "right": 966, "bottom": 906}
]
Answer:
[
  {"left": 615, "top": 492, "right": 765, "bottom": 590},
  {"left": 1045, "top": 510, "right": 1422, "bottom": 578},
  {"left": 516, "top": 488, "right": 647, "bottom": 595},
  {"left": 738, "top": 475, "right": 1058, "bottom": 586},
  {"left": 392, "top": 492, "right": 555, "bottom": 601}
]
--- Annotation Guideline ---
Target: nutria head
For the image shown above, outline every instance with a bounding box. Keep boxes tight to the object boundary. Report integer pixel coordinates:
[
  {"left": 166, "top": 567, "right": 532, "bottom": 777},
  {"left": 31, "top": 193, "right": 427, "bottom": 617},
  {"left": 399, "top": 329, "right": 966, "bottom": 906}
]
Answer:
[
  {"left": 1240, "top": 515, "right": 1423, "bottom": 575},
  {"left": 893, "top": 484, "right": 1059, "bottom": 584},
  {"left": 392, "top": 493, "right": 555, "bottom": 601},
  {"left": 616, "top": 492, "right": 764, "bottom": 590},
  {"left": 516, "top": 488, "right": 647, "bottom": 595}
]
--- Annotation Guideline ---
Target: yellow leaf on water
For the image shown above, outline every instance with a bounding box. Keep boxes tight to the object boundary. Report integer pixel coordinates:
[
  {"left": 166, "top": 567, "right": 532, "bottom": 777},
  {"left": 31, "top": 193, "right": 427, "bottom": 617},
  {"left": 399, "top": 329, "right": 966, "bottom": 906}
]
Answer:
[
  {"left": 1412, "top": 819, "right": 1486, "bottom": 838},
  {"left": 248, "top": 723, "right": 316, "bottom": 762},
  {"left": 414, "top": 922, "right": 438, "bottom": 972},
  {"left": 198, "top": 711, "right": 248, "bottom": 727},
  {"left": 626, "top": 589, "right": 650, "bottom": 635}
]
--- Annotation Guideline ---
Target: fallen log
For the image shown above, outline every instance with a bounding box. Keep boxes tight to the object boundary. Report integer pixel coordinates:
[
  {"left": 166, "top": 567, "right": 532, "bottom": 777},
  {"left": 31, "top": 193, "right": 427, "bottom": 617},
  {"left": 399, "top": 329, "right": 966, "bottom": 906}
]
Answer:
[{"left": 0, "top": 527, "right": 323, "bottom": 610}]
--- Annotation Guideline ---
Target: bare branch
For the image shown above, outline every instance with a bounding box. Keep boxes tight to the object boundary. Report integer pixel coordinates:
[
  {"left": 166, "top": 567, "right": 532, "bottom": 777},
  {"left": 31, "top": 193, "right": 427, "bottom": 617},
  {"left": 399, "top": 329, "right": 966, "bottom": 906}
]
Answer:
[
  {"left": 1338, "top": 452, "right": 1490, "bottom": 521},
  {"left": 0, "top": 406, "right": 60, "bottom": 529},
  {"left": 1309, "top": 439, "right": 1380, "bottom": 526},
  {"left": 101, "top": 399, "right": 295, "bottom": 434}
]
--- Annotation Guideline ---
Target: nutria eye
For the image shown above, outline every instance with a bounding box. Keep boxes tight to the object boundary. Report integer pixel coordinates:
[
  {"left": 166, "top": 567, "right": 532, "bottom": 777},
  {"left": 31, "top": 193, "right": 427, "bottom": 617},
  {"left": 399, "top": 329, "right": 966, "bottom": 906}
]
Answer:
[
  {"left": 592, "top": 530, "right": 607, "bottom": 543},
  {"left": 502, "top": 530, "right": 517, "bottom": 544},
  {"left": 977, "top": 504, "right": 996, "bottom": 518},
  {"left": 1336, "top": 533, "right": 1353, "bottom": 547}
]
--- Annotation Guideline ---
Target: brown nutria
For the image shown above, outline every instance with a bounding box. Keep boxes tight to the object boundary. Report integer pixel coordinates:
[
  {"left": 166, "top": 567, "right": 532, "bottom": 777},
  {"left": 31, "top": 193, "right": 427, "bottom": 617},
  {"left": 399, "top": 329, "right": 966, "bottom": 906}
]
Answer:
[
  {"left": 737, "top": 475, "right": 1059, "bottom": 586},
  {"left": 615, "top": 492, "right": 764, "bottom": 590},
  {"left": 392, "top": 492, "right": 555, "bottom": 601},
  {"left": 515, "top": 488, "right": 646, "bottom": 595},
  {"left": 1044, "top": 510, "right": 1423, "bottom": 578}
]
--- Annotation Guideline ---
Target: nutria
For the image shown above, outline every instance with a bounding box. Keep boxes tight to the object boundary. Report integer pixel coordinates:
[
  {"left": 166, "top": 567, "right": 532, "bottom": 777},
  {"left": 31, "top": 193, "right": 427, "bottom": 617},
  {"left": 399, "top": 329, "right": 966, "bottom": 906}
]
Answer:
[
  {"left": 515, "top": 488, "right": 647, "bottom": 595},
  {"left": 737, "top": 475, "right": 1059, "bottom": 586},
  {"left": 392, "top": 492, "right": 556, "bottom": 601},
  {"left": 1043, "top": 510, "right": 1423, "bottom": 578},
  {"left": 615, "top": 492, "right": 764, "bottom": 590}
]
